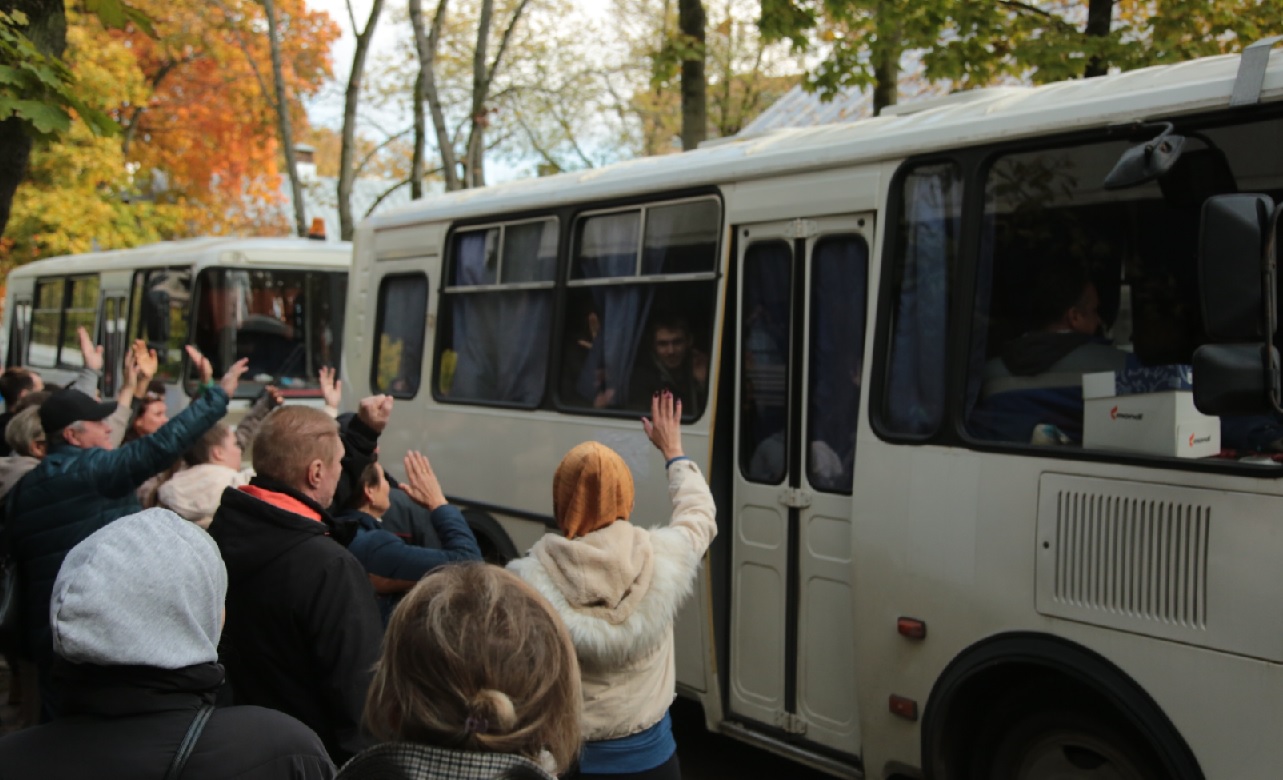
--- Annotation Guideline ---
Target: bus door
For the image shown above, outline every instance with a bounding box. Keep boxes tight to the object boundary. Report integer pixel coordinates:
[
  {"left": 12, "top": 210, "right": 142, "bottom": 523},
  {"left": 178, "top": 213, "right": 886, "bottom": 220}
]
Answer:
[{"left": 728, "top": 215, "right": 871, "bottom": 756}]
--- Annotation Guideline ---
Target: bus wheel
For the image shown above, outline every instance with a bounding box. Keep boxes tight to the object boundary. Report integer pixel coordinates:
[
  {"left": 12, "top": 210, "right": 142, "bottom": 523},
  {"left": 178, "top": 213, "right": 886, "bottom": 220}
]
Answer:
[
  {"left": 982, "top": 705, "right": 1165, "bottom": 780},
  {"left": 461, "top": 509, "right": 519, "bottom": 565}
]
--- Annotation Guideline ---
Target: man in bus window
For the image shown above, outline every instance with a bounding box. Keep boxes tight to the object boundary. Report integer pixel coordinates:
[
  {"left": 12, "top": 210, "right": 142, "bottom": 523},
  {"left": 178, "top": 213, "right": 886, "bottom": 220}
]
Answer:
[
  {"left": 976, "top": 263, "right": 1135, "bottom": 443},
  {"left": 628, "top": 315, "right": 709, "bottom": 413}
]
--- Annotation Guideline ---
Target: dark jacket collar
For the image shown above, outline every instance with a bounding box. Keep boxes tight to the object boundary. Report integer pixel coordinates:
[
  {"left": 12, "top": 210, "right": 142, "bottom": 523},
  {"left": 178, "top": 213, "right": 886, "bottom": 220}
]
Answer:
[{"left": 55, "top": 662, "right": 223, "bottom": 718}]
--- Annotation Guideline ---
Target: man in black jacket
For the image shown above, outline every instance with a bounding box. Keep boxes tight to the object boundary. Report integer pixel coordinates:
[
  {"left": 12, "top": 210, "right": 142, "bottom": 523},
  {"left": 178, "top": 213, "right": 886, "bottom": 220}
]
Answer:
[
  {"left": 209, "top": 397, "right": 389, "bottom": 765},
  {"left": 0, "top": 508, "right": 334, "bottom": 779}
]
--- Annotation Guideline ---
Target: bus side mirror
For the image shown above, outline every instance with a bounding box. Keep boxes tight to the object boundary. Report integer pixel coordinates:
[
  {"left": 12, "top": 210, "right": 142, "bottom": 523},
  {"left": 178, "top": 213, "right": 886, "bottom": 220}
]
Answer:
[
  {"left": 1103, "top": 124, "right": 1185, "bottom": 190},
  {"left": 1199, "top": 194, "right": 1273, "bottom": 340},
  {"left": 1193, "top": 194, "right": 1283, "bottom": 416},
  {"left": 1192, "top": 344, "right": 1280, "bottom": 416}
]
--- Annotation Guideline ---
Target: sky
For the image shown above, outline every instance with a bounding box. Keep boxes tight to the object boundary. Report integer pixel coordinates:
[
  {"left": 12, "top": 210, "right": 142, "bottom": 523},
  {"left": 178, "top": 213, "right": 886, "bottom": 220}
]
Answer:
[{"left": 301, "top": 0, "right": 611, "bottom": 183}]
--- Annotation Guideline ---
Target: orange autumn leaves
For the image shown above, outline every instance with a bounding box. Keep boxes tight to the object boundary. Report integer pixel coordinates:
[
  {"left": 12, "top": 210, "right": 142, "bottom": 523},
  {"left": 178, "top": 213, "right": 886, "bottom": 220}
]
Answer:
[{"left": 1, "top": 0, "right": 339, "bottom": 266}]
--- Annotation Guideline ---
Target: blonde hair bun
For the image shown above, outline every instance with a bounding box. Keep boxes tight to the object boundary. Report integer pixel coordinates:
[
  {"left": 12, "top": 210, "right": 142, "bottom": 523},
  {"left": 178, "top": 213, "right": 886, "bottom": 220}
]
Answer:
[{"left": 469, "top": 689, "right": 517, "bottom": 733}]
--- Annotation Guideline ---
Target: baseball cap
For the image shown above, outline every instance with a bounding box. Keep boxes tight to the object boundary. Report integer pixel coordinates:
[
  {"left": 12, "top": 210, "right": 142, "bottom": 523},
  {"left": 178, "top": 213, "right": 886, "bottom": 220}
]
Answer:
[{"left": 40, "top": 388, "right": 117, "bottom": 438}]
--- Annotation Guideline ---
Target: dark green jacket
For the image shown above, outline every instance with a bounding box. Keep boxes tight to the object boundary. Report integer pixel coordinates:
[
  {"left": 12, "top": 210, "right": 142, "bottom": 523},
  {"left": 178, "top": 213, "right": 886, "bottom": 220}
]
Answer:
[{"left": 5, "top": 386, "right": 229, "bottom": 658}]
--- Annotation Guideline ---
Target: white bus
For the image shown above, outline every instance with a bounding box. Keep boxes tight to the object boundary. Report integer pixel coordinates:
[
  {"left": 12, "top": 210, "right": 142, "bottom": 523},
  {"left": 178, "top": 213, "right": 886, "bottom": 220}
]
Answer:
[
  {"left": 344, "top": 42, "right": 1283, "bottom": 780},
  {"left": 2, "top": 237, "right": 350, "bottom": 413}
]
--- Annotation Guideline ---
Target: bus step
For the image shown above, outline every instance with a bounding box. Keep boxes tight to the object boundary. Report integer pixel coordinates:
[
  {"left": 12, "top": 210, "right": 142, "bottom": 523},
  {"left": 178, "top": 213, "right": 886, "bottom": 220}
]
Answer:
[{"left": 718, "top": 720, "right": 862, "bottom": 779}]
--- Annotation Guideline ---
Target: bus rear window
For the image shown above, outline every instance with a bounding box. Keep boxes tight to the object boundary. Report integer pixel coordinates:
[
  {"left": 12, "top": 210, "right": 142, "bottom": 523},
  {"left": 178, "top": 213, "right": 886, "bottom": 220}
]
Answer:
[{"left": 191, "top": 268, "right": 347, "bottom": 397}]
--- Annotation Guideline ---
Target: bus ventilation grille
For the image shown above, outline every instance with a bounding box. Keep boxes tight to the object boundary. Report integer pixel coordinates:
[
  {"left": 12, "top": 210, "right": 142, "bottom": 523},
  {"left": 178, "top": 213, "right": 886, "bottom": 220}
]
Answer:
[{"left": 1050, "top": 492, "right": 1209, "bottom": 630}]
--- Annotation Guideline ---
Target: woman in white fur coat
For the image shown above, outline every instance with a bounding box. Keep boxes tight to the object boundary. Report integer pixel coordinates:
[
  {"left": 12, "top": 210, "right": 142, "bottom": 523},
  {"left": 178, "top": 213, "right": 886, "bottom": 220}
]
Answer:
[{"left": 508, "top": 390, "right": 717, "bottom": 780}]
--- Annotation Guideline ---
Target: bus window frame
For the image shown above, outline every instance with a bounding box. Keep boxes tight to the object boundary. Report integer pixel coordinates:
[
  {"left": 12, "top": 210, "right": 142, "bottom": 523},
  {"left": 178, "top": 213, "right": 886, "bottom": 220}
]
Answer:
[
  {"left": 869, "top": 155, "right": 969, "bottom": 445},
  {"left": 432, "top": 215, "right": 560, "bottom": 410},
  {"left": 372, "top": 272, "right": 430, "bottom": 399},
  {"left": 427, "top": 188, "right": 725, "bottom": 420},
  {"left": 552, "top": 195, "right": 723, "bottom": 422},
  {"left": 128, "top": 266, "right": 195, "bottom": 388},
  {"left": 27, "top": 273, "right": 102, "bottom": 370},
  {"left": 868, "top": 105, "right": 1283, "bottom": 477}
]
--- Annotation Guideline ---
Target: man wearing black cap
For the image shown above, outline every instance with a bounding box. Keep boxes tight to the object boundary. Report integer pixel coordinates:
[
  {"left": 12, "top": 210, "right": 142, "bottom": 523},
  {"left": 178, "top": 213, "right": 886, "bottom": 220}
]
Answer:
[{"left": 4, "top": 342, "right": 247, "bottom": 718}]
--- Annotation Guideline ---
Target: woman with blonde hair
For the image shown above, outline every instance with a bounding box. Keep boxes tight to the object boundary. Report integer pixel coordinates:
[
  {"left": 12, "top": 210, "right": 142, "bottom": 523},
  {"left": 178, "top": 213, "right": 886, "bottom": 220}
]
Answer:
[
  {"left": 337, "top": 563, "right": 582, "bottom": 780},
  {"left": 509, "top": 390, "right": 717, "bottom": 780}
]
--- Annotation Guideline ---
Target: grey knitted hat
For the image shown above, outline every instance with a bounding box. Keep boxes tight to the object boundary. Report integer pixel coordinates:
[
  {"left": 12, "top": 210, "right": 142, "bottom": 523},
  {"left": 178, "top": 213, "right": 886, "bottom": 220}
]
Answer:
[{"left": 51, "top": 508, "right": 228, "bottom": 668}]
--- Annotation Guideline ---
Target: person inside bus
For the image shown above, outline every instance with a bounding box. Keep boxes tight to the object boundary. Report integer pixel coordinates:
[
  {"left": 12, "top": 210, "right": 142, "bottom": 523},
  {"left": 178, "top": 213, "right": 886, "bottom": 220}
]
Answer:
[
  {"left": 624, "top": 315, "right": 709, "bottom": 414},
  {"left": 975, "top": 262, "right": 1137, "bottom": 443},
  {"left": 508, "top": 391, "right": 717, "bottom": 780}
]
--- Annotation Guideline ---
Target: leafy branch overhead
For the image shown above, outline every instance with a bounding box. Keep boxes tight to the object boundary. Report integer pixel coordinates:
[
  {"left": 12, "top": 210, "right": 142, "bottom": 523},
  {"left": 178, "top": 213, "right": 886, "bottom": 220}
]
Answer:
[{"left": 0, "top": 10, "right": 115, "bottom": 138}]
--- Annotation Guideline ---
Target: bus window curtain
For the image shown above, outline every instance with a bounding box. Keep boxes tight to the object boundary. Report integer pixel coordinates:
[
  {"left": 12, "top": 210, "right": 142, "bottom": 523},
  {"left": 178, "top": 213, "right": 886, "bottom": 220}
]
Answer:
[
  {"left": 885, "top": 168, "right": 958, "bottom": 435},
  {"left": 575, "top": 213, "right": 654, "bottom": 409},
  {"left": 807, "top": 237, "right": 867, "bottom": 492},
  {"left": 451, "top": 231, "right": 551, "bottom": 404}
]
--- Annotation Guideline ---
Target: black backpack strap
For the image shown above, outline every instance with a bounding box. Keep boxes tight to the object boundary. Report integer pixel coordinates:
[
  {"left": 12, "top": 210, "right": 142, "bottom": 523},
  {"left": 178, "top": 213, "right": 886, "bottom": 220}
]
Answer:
[{"left": 163, "top": 704, "right": 214, "bottom": 780}]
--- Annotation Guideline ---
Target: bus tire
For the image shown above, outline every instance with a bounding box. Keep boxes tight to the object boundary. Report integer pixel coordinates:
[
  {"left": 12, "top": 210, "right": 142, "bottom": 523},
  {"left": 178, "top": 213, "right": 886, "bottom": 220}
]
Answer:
[
  {"left": 461, "top": 509, "right": 519, "bottom": 565},
  {"left": 973, "top": 691, "right": 1166, "bottom": 780}
]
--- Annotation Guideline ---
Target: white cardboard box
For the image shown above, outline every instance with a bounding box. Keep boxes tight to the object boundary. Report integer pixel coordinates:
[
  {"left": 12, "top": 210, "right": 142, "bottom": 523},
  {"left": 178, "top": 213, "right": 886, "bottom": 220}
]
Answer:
[{"left": 1082, "top": 379, "right": 1220, "bottom": 458}]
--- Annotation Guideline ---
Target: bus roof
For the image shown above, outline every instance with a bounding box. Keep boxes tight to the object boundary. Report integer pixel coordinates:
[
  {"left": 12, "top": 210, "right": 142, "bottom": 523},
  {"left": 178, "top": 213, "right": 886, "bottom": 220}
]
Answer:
[
  {"left": 5, "top": 236, "right": 352, "bottom": 279},
  {"left": 363, "top": 47, "right": 1283, "bottom": 230}
]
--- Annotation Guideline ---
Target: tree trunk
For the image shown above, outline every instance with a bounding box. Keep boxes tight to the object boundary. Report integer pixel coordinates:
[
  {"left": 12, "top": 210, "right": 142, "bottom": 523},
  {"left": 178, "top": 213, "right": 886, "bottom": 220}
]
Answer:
[
  {"left": 338, "top": 0, "right": 386, "bottom": 240},
  {"left": 410, "top": 69, "right": 426, "bottom": 199},
  {"left": 871, "top": 43, "right": 899, "bottom": 115},
  {"left": 678, "top": 0, "right": 706, "bottom": 150},
  {"left": 262, "top": 0, "right": 307, "bottom": 237},
  {"left": 464, "top": 0, "right": 494, "bottom": 188},
  {"left": 410, "top": 0, "right": 459, "bottom": 194},
  {"left": 0, "top": 0, "right": 67, "bottom": 240},
  {"left": 1083, "top": 0, "right": 1114, "bottom": 78}
]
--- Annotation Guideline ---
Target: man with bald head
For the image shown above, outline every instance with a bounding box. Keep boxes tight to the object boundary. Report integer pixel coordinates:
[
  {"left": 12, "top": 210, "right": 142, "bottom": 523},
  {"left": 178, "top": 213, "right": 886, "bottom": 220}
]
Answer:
[{"left": 209, "top": 398, "right": 389, "bottom": 765}]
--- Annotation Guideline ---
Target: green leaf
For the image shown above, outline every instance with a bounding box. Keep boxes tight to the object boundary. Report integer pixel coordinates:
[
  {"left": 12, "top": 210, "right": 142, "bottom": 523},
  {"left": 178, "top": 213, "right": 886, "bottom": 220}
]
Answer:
[
  {"left": 12, "top": 100, "right": 70, "bottom": 134},
  {"left": 83, "top": 0, "right": 156, "bottom": 38}
]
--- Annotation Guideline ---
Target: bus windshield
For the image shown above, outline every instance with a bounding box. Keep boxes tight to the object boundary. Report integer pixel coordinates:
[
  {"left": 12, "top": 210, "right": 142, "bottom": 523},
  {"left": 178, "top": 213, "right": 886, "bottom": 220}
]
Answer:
[{"left": 190, "top": 268, "right": 347, "bottom": 396}]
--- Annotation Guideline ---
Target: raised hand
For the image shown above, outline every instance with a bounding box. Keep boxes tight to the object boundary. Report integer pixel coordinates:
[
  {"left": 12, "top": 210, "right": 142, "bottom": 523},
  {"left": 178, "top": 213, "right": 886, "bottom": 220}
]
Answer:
[
  {"left": 402, "top": 450, "right": 447, "bottom": 510},
  {"left": 357, "top": 394, "right": 394, "bottom": 433},
  {"left": 319, "top": 366, "right": 342, "bottom": 410},
  {"left": 120, "top": 344, "right": 139, "bottom": 394},
  {"left": 220, "top": 357, "right": 250, "bottom": 397},
  {"left": 77, "top": 326, "right": 104, "bottom": 371},
  {"left": 133, "top": 340, "right": 158, "bottom": 384},
  {"left": 642, "top": 389, "right": 684, "bottom": 462},
  {"left": 265, "top": 385, "right": 285, "bottom": 408},
  {"left": 185, "top": 344, "right": 214, "bottom": 384}
]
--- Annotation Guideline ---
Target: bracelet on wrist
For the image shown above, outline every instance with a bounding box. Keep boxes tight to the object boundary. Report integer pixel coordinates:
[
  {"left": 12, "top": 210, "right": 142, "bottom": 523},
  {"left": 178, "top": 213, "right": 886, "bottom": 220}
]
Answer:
[{"left": 665, "top": 455, "right": 691, "bottom": 468}]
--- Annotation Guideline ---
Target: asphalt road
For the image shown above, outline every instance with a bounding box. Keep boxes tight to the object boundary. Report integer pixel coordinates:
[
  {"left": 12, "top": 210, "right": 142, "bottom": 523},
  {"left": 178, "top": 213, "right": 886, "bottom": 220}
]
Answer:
[{"left": 670, "top": 698, "right": 837, "bottom": 780}]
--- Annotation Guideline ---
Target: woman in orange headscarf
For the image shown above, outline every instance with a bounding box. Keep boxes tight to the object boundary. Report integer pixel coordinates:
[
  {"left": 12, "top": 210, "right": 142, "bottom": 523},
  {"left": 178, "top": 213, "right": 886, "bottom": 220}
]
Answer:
[{"left": 509, "top": 390, "right": 717, "bottom": 780}]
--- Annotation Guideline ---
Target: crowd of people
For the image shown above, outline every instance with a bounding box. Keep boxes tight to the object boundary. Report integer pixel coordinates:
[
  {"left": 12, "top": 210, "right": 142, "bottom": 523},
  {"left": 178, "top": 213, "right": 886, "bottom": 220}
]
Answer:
[{"left": 0, "top": 326, "right": 717, "bottom": 780}]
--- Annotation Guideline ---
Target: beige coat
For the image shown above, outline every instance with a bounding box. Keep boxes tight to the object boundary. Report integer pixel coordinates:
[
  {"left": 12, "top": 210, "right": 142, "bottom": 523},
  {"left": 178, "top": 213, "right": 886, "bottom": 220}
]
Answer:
[{"left": 508, "top": 459, "right": 716, "bottom": 742}]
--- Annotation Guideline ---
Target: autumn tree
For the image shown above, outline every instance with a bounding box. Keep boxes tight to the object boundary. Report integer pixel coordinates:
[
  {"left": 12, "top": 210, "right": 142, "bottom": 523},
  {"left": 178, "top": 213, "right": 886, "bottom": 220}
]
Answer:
[
  {"left": 338, "top": 0, "right": 385, "bottom": 240},
  {"left": 0, "top": 12, "right": 187, "bottom": 269},
  {"left": 107, "top": 0, "right": 337, "bottom": 234},
  {"left": 761, "top": 0, "right": 1279, "bottom": 113},
  {"left": 624, "top": 0, "right": 798, "bottom": 153},
  {"left": 677, "top": 0, "right": 706, "bottom": 150},
  {"left": 0, "top": 0, "right": 144, "bottom": 238}
]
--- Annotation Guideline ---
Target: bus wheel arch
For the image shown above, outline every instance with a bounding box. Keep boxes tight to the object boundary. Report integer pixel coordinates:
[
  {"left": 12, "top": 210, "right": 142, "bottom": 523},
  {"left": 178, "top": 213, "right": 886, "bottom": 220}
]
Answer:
[
  {"left": 922, "top": 632, "right": 1203, "bottom": 780},
  {"left": 460, "top": 508, "right": 520, "bottom": 565}
]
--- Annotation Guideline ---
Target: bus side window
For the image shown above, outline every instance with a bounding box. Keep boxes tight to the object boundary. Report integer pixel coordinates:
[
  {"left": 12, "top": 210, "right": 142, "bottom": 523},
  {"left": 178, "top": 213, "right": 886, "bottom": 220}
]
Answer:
[
  {"left": 29, "top": 278, "right": 63, "bottom": 369},
  {"left": 374, "top": 274, "right": 428, "bottom": 397},
  {"left": 560, "top": 199, "right": 720, "bottom": 420},
  {"left": 438, "top": 220, "right": 557, "bottom": 406},
  {"left": 879, "top": 162, "right": 961, "bottom": 438}
]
